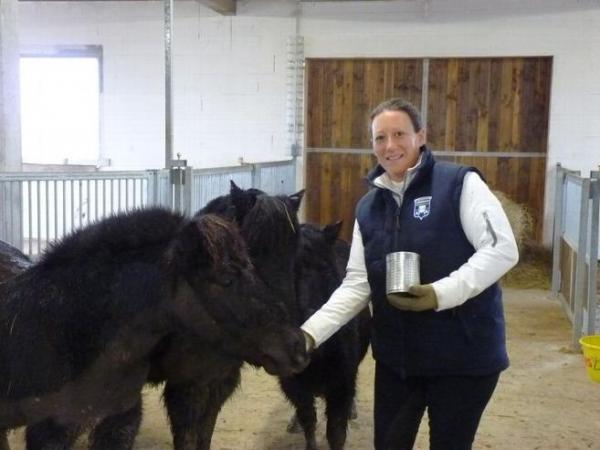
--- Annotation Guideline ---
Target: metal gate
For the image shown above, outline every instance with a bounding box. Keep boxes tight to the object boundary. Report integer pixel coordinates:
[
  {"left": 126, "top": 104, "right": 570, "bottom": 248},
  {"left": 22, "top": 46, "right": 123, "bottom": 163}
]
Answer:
[
  {"left": 551, "top": 164, "right": 600, "bottom": 347},
  {"left": 0, "top": 160, "right": 295, "bottom": 256}
]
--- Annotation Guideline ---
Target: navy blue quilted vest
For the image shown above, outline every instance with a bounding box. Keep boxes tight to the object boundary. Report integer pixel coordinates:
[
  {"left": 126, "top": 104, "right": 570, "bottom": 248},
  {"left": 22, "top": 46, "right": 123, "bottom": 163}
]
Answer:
[{"left": 356, "top": 148, "right": 509, "bottom": 377}]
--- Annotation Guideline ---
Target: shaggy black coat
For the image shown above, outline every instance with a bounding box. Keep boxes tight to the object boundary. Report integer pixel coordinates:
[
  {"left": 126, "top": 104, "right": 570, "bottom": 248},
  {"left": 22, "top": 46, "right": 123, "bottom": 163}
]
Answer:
[
  {"left": 27, "top": 184, "right": 309, "bottom": 450},
  {"left": 3, "top": 207, "right": 307, "bottom": 450},
  {"left": 280, "top": 222, "right": 371, "bottom": 450}
]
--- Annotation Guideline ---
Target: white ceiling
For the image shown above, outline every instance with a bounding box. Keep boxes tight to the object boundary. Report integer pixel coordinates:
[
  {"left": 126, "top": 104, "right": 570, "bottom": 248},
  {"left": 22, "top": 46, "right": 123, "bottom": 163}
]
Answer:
[{"left": 197, "top": 0, "right": 600, "bottom": 20}]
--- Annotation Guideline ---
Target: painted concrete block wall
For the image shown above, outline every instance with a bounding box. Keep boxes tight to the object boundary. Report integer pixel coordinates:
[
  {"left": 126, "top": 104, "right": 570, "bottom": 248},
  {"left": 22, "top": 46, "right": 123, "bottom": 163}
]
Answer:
[
  {"left": 17, "top": 1, "right": 600, "bottom": 244},
  {"left": 18, "top": 1, "right": 296, "bottom": 170}
]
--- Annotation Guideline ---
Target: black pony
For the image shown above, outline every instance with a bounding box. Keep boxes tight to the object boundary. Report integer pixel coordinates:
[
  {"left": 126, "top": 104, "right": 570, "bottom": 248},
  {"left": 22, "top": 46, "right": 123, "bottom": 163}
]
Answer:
[
  {"left": 4, "top": 207, "right": 307, "bottom": 449},
  {"left": 153, "top": 185, "right": 306, "bottom": 450},
  {"left": 34, "top": 183, "right": 307, "bottom": 450},
  {"left": 280, "top": 221, "right": 371, "bottom": 450}
]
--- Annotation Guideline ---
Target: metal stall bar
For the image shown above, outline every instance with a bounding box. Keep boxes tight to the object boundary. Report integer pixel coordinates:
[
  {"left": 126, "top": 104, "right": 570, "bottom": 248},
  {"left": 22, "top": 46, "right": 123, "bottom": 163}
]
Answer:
[
  {"left": 552, "top": 164, "right": 582, "bottom": 295},
  {"left": 95, "top": 179, "right": 99, "bottom": 221},
  {"left": 132, "top": 179, "right": 137, "bottom": 209},
  {"left": 62, "top": 180, "right": 66, "bottom": 236},
  {"left": 70, "top": 179, "right": 75, "bottom": 237},
  {"left": 587, "top": 178, "right": 599, "bottom": 334},
  {"left": 0, "top": 171, "right": 155, "bottom": 255},
  {"left": 53, "top": 180, "right": 58, "bottom": 241},
  {"left": 27, "top": 180, "right": 32, "bottom": 255},
  {"left": 45, "top": 180, "right": 49, "bottom": 247},
  {"left": 36, "top": 180, "right": 41, "bottom": 255},
  {"left": 572, "top": 176, "right": 591, "bottom": 347}
]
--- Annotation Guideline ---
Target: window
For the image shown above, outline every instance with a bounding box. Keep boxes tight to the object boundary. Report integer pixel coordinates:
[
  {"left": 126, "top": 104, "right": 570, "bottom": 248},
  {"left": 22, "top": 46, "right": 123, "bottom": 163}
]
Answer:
[{"left": 20, "top": 47, "right": 102, "bottom": 165}]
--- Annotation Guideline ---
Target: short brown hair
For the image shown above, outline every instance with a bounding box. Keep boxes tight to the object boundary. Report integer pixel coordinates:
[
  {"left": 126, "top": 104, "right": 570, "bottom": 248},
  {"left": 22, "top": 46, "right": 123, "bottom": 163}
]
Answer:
[{"left": 369, "top": 98, "right": 423, "bottom": 132}]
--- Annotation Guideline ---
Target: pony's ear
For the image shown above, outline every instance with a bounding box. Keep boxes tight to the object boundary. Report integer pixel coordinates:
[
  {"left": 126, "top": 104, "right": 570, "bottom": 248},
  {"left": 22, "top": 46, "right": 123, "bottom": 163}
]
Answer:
[
  {"left": 229, "top": 182, "right": 257, "bottom": 223},
  {"left": 230, "top": 180, "right": 242, "bottom": 194},
  {"left": 322, "top": 221, "right": 343, "bottom": 244},
  {"left": 288, "top": 189, "right": 305, "bottom": 212}
]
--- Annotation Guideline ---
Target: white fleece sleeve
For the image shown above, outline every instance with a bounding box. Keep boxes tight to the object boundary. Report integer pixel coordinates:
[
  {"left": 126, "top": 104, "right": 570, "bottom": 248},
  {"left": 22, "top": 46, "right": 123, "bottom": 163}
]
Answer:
[
  {"left": 300, "top": 220, "right": 372, "bottom": 348},
  {"left": 432, "top": 171, "right": 520, "bottom": 310}
]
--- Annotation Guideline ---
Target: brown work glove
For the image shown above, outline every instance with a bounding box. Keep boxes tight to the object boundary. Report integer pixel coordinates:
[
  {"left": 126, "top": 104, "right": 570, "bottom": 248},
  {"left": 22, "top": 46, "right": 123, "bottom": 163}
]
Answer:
[{"left": 387, "top": 284, "right": 438, "bottom": 312}]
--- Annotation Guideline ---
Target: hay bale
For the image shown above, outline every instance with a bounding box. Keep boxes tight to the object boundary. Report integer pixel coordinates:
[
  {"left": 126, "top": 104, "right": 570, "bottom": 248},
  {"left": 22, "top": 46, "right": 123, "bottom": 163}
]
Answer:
[
  {"left": 493, "top": 190, "right": 533, "bottom": 251},
  {"left": 493, "top": 190, "right": 551, "bottom": 289}
]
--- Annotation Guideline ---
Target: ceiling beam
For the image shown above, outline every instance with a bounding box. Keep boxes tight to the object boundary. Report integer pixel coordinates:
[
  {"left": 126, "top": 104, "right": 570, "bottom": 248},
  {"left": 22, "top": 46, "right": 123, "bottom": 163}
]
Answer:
[{"left": 198, "top": 0, "right": 236, "bottom": 15}]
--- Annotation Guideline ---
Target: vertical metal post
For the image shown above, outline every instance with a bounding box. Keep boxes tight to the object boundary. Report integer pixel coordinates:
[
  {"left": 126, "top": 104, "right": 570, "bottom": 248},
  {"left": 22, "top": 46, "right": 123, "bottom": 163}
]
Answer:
[
  {"left": 572, "top": 178, "right": 590, "bottom": 349},
  {"left": 164, "top": 0, "right": 174, "bottom": 169},
  {"left": 551, "top": 164, "right": 565, "bottom": 294},
  {"left": 133, "top": 179, "right": 137, "bottom": 209},
  {"left": 86, "top": 179, "right": 91, "bottom": 222},
  {"left": 15, "top": 181, "right": 22, "bottom": 251},
  {"left": 146, "top": 170, "right": 159, "bottom": 207},
  {"left": 183, "top": 166, "right": 193, "bottom": 214},
  {"left": 45, "top": 180, "right": 49, "bottom": 247},
  {"left": 173, "top": 169, "right": 181, "bottom": 211},
  {"left": 94, "top": 179, "right": 99, "bottom": 221},
  {"left": 251, "top": 164, "right": 261, "bottom": 191},
  {"left": 54, "top": 180, "right": 58, "bottom": 239},
  {"left": 27, "top": 180, "right": 32, "bottom": 255},
  {"left": 169, "top": 154, "right": 189, "bottom": 213},
  {"left": 587, "top": 179, "right": 599, "bottom": 334},
  {"left": 36, "top": 181, "right": 41, "bottom": 255},
  {"left": 63, "top": 180, "right": 66, "bottom": 235}
]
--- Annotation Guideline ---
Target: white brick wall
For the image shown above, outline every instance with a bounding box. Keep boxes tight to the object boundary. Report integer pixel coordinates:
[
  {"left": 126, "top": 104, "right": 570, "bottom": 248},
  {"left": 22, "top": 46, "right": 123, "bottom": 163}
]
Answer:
[
  {"left": 19, "top": 1, "right": 296, "bottom": 171},
  {"left": 17, "top": 1, "right": 600, "bottom": 244}
]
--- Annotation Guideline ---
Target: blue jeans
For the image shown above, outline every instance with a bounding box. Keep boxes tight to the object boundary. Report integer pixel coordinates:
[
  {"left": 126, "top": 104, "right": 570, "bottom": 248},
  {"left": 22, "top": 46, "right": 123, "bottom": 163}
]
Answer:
[{"left": 374, "top": 362, "right": 500, "bottom": 450}]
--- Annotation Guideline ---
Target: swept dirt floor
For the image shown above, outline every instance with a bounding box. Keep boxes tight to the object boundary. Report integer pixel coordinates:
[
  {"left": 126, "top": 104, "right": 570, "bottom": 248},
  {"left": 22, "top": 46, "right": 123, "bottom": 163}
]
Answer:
[{"left": 8, "top": 288, "right": 600, "bottom": 449}]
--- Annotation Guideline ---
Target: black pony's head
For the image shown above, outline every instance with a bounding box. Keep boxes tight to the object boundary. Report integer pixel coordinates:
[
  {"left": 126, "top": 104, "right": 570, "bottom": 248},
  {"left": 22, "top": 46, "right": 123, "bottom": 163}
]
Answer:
[
  {"left": 199, "top": 181, "right": 305, "bottom": 307},
  {"left": 190, "top": 182, "right": 304, "bottom": 373},
  {"left": 186, "top": 190, "right": 310, "bottom": 376},
  {"left": 295, "top": 221, "right": 348, "bottom": 319}
]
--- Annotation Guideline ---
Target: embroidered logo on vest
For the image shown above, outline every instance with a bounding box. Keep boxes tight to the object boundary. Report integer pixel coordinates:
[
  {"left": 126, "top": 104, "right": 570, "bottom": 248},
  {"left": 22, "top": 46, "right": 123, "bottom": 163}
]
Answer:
[{"left": 413, "top": 196, "right": 432, "bottom": 220}]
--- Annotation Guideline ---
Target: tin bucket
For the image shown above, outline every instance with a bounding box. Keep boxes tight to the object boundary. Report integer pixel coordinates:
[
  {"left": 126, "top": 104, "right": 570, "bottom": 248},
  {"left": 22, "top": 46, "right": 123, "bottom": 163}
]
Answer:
[{"left": 386, "top": 251, "right": 420, "bottom": 295}]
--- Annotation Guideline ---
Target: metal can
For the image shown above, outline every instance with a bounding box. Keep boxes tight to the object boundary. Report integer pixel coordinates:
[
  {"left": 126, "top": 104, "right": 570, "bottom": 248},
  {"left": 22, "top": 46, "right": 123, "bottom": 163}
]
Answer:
[{"left": 386, "top": 251, "right": 420, "bottom": 295}]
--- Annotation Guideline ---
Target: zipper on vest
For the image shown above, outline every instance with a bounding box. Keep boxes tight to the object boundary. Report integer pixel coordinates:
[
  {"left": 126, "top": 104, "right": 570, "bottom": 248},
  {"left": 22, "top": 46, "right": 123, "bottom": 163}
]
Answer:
[{"left": 393, "top": 206, "right": 402, "bottom": 252}]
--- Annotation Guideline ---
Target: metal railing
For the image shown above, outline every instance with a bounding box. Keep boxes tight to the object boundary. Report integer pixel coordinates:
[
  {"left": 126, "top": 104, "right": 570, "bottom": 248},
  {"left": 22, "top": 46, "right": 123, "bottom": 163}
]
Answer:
[
  {"left": 0, "top": 159, "right": 295, "bottom": 257},
  {"left": 551, "top": 163, "right": 600, "bottom": 348}
]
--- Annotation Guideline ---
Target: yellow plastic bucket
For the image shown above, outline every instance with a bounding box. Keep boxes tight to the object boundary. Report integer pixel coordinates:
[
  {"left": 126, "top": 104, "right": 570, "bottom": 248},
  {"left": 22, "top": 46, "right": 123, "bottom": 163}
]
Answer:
[{"left": 579, "top": 335, "right": 600, "bottom": 383}]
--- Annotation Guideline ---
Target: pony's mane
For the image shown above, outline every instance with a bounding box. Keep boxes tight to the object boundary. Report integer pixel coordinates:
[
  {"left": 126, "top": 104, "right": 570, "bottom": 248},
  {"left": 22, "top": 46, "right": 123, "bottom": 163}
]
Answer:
[
  {"left": 241, "top": 195, "right": 299, "bottom": 259},
  {"left": 39, "top": 207, "right": 185, "bottom": 267}
]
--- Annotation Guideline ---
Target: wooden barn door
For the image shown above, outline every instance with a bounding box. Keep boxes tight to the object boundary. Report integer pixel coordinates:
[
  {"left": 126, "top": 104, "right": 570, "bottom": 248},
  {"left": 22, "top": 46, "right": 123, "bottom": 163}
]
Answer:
[
  {"left": 305, "top": 58, "right": 423, "bottom": 241},
  {"left": 304, "top": 57, "right": 552, "bottom": 243}
]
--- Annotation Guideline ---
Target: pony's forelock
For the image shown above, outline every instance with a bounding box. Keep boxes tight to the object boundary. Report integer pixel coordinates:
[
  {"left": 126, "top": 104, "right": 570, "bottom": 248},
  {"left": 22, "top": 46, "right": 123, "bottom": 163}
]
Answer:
[{"left": 195, "top": 214, "right": 250, "bottom": 270}]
